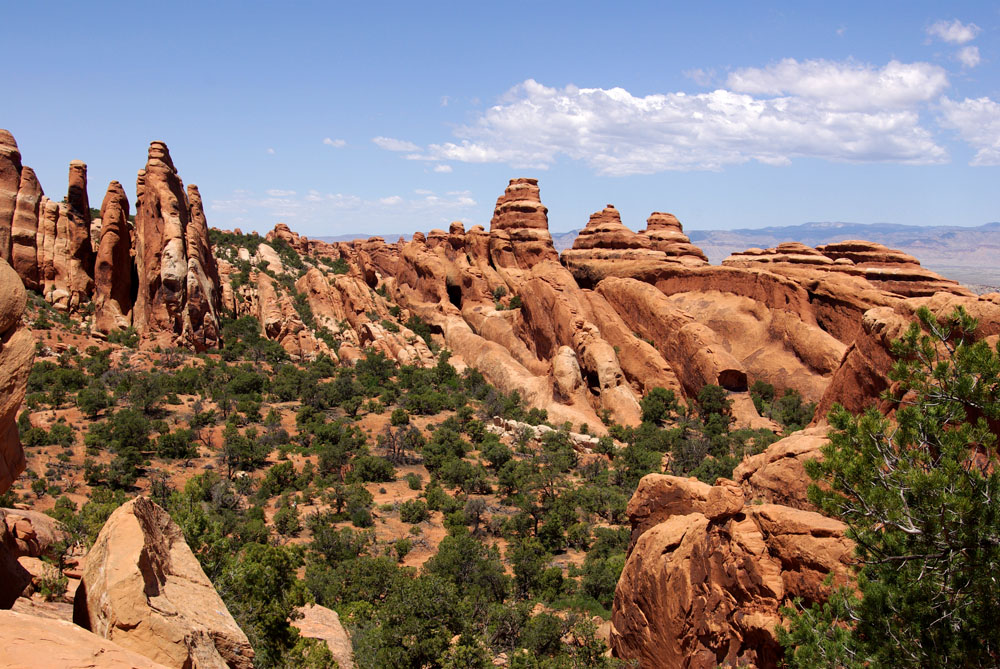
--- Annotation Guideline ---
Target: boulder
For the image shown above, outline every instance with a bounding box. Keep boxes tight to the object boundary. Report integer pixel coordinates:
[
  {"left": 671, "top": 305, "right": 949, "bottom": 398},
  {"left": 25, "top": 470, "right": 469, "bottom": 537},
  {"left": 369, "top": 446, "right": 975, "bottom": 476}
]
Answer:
[
  {"left": 0, "top": 259, "right": 33, "bottom": 495},
  {"left": 732, "top": 427, "right": 829, "bottom": 510},
  {"left": 1, "top": 507, "right": 69, "bottom": 557},
  {"left": 291, "top": 603, "right": 355, "bottom": 668},
  {"left": 1, "top": 609, "right": 173, "bottom": 668},
  {"left": 611, "top": 474, "right": 853, "bottom": 668},
  {"left": 74, "top": 497, "right": 254, "bottom": 669}
]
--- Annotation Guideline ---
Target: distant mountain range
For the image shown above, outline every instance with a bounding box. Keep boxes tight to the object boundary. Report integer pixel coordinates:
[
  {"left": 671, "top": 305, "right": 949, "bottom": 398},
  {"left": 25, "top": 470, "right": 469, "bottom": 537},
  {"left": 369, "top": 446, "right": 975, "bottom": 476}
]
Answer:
[{"left": 319, "top": 221, "right": 1000, "bottom": 293}]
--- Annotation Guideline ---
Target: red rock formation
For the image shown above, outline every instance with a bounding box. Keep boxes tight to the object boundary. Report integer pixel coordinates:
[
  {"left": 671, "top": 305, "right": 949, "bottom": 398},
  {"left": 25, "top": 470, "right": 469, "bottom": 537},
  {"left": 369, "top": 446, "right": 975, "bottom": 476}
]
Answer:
[
  {"left": 133, "top": 142, "right": 222, "bottom": 350},
  {"left": 611, "top": 474, "right": 853, "bottom": 668},
  {"left": 0, "top": 259, "right": 33, "bottom": 496},
  {"left": 815, "top": 292, "right": 1000, "bottom": 421},
  {"left": 641, "top": 212, "right": 708, "bottom": 264},
  {"left": 1, "top": 610, "right": 174, "bottom": 669},
  {"left": 10, "top": 167, "right": 42, "bottom": 291},
  {"left": 0, "top": 130, "right": 21, "bottom": 265},
  {"left": 74, "top": 497, "right": 254, "bottom": 668},
  {"left": 573, "top": 205, "right": 651, "bottom": 250},
  {"left": 488, "top": 178, "right": 558, "bottom": 269},
  {"left": 93, "top": 181, "right": 133, "bottom": 334}
]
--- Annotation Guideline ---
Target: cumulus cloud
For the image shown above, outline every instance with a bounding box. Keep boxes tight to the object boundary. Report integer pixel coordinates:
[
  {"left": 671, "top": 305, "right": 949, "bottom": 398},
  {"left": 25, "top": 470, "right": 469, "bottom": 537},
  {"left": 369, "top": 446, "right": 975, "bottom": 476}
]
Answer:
[
  {"left": 266, "top": 148, "right": 275, "bottom": 155},
  {"left": 726, "top": 59, "right": 948, "bottom": 110},
  {"left": 433, "top": 164, "right": 453, "bottom": 173},
  {"left": 957, "top": 46, "right": 981, "bottom": 68},
  {"left": 379, "top": 195, "right": 403, "bottom": 205},
  {"left": 927, "top": 19, "right": 980, "bottom": 44},
  {"left": 323, "top": 137, "right": 346, "bottom": 147},
  {"left": 372, "top": 136, "right": 421, "bottom": 152},
  {"left": 387, "top": 71, "right": 948, "bottom": 175},
  {"left": 266, "top": 188, "right": 296, "bottom": 197},
  {"left": 939, "top": 97, "right": 1000, "bottom": 165}
]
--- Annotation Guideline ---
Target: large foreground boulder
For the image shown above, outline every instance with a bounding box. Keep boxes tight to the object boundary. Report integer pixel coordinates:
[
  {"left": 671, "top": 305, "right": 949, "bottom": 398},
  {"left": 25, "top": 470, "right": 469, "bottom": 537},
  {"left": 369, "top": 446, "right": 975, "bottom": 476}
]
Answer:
[
  {"left": 0, "top": 258, "right": 33, "bottom": 495},
  {"left": 1, "top": 609, "right": 172, "bottom": 668},
  {"left": 74, "top": 497, "right": 254, "bottom": 669},
  {"left": 611, "top": 474, "right": 853, "bottom": 668}
]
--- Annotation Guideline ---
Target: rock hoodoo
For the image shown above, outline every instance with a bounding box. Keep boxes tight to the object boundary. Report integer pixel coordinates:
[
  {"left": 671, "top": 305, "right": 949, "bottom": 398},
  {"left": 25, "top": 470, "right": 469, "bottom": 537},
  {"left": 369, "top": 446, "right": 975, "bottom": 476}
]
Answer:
[
  {"left": 133, "top": 143, "right": 222, "bottom": 350},
  {"left": 93, "top": 180, "right": 133, "bottom": 334},
  {"left": 1, "top": 130, "right": 225, "bottom": 350}
]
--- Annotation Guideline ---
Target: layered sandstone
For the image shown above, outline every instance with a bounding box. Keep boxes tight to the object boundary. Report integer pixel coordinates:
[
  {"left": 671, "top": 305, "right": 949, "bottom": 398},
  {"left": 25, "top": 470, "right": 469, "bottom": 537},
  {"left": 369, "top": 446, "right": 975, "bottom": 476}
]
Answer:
[
  {"left": 641, "top": 212, "right": 708, "bottom": 265},
  {"left": 74, "top": 496, "right": 254, "bottom": 669},
  {"left": 133, "top": 142, "right": 222, "bottom": 350},
  {"left": 724, "top": 239, "right": 970, "bottom": 299}
]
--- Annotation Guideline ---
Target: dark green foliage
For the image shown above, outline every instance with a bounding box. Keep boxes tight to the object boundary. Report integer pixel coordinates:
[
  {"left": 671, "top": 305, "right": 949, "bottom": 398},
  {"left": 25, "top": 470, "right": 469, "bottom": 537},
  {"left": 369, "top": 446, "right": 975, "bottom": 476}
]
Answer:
[
  {"left": 352, "top": 574, "right": 466, "bottom": 668},
  {"left": 400, "top": 499, "right": 430, "bottom": 524},
  {"left": 349, "top": 455, "right": 396, "bottom": 483},
  {"left": 221, "top": 316, "right": 289, "bottom": 363},
  {"left": 750, "top": 380, "right": 817, "bottom": 431},
  {"left": 781, "top": 306, "right": 1000, "bottom": 667},
  {"left": 107, "top": 326, "right": 139, "bottom": 348},
  {"left": 157, "top": 428, "right": 197, "bottom": 459},
  {"left": 424, "top": 528, "right": 509, "bottom": 606},
  {"left": 640, "top": 386, "right": 678, "bottom": 424}
]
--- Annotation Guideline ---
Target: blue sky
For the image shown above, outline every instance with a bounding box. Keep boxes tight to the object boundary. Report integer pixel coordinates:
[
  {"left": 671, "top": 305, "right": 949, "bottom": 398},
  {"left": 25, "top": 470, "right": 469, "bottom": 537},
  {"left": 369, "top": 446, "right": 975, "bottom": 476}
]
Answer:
[{"left": 3, "top": 1, "right": 998, "bottom": 237}]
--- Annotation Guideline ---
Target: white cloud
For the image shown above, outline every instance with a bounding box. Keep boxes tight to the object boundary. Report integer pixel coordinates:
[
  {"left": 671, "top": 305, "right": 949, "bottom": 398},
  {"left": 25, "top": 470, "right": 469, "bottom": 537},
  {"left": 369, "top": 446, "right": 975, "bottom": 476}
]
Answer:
[
  {"left": 323, "top": 137, "right": 346, "bottom": 147},
  {"left": 957, "top": 46, "right": 981, "bottom": 68},
  {"left": 927, "top": 19, "right": 980, "bottom": 44},
  {"left": 266, "top": 148, "right": 275, "bottom": 155},
  {"left": 683, "top": 68, "right": 715, "bottom": 87},
  {"left": 395, "top": 73, "right": 948, "bottom": 175},
  {"left": 373, "top": 136, "right": 421, "bottom": 152},
  {"left": 266, "top": 188, "right": 296, "bottom": 197},
  {"left": 433, "top": 164, "right": 453, "bottom": 173},
  {"left": 726, "top": 59, "right": 948, "bottom": 110},
  {"left": 379, "top": 195, "right": 403, "bottom": 205},
  {"left": 939, "top": 96, "right": 1000, "bottom": 165}
]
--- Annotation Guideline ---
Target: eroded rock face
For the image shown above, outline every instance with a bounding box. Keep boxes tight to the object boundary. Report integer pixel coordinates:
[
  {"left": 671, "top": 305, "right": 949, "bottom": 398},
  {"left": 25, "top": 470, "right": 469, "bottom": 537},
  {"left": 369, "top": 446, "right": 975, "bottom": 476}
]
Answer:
[
  {"left": 488, "top": 178, "right": 558, "bottom": 269},
  {"left": 0, "top": 130, "right": 22, "bottom": 265},
  {"left": 133, "top": 142, "right": 222, "bottom": 350},
  {"left": 0, "top": 259, "right": 33, "bottom": 496},
  {"left": 74, "top": 497, "right": 254, "bottom": 669},
  {"left": 94, "top": 181, "right": 133, "bottom": 334},
  {"left": 611, "top": 474, "right": 852, "bottom": 669}
]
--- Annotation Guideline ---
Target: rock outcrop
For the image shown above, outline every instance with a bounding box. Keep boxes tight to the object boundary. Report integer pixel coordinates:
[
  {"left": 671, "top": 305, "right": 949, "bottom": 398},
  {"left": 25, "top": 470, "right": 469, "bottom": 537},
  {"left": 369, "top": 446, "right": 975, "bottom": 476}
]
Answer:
[
  {"left": 0, "top": 259, "right": 33, "bottom": 496},
  {"left": 641, "top": 213, "right": 708, "bottom": 265},
  {"left": 94, "top": 181, "right": 134, "bottom": 334},
  {"left": 74, "top": 497, "right": 254, "bottom": 669},
  {"left": 1, "top": 130, "right": 224, "bottom": 350},
  {"left": 1, "top": 609, "right": 173, "bottom": 669},
  {"left": 611, "top": 474, "right": 853, "bottom": 668},
  {"left": 133, "top": 142, "right": 222, "bottom": 350}
]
